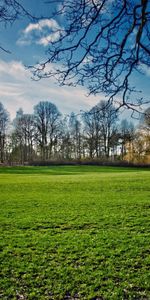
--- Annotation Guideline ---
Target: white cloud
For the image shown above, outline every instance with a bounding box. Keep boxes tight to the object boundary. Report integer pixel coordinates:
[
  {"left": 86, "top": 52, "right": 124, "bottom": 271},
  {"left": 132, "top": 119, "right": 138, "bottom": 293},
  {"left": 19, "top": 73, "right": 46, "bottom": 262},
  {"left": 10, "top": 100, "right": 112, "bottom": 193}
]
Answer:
[
  {"left": 0, "top": 60, "right": 27, "bottom": 80},
  {"left": 37, "top": 32, "right": 61, "bottom": 46},
  {"left": 17, "top": 19, "right": 62, "bottom": 46},
  {"left": 140, "top": 64, "right": 150, "bottom": 77},
  {"left": 24, "top": 19, "right": 60, "bottom": 34},
  {"left": 0, "top": 59, "right": 100, "bottom": 119}
]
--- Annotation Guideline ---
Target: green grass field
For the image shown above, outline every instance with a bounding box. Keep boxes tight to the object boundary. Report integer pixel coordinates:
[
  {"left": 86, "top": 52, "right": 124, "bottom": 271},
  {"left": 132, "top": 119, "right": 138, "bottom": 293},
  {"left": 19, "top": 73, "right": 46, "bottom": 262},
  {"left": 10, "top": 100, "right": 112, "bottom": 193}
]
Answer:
[{"left": 0, "top": 166, "right": 150, "bottom": 300}]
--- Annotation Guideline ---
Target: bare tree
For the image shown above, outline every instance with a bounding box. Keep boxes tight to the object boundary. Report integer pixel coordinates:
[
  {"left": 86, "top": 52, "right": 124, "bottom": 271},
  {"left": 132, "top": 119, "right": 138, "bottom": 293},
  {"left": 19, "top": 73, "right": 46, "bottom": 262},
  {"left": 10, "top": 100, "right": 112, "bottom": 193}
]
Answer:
[
  {"left": 119, "top": 119, "right": 135, "bottom": 159},
  {"left": 138, "top": 107, "right": 150, "bottom": 159},
  {"left": 82, "top": 101, "right": 118, "bottom": 158},
  {"left": 82, "top": 107, "right": 102, "bottom": 158},
  {"left": 95, "top": 101, "right": 118, "bottom": 157},
  {"left": 143, "top": 107, "right": 150, "bottom": 128},
  {"left": 68, "top": 112, "right": 82, "bottom": 159},
  {"left": 58, "top": 116, "right": 72, "bottom": 159},
  {"left": 0, "top": 102, "right": 9, "bottom": 163},
  {"left": 34, "top": 101, "right": 61, "bottom": 160},
  {"left": 13, "top": 111, "right": 36, "bottom": 162},
  {"left": 32, "top": 0, "right": 150, "bottom": 112}
]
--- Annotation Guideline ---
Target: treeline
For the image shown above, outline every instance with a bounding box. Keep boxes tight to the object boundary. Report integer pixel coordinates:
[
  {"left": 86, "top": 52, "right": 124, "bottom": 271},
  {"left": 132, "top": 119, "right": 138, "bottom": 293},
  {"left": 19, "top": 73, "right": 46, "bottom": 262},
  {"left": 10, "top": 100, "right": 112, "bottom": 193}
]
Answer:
[{"left": 0, "top": 101, "right": 150, "bottom": 165}]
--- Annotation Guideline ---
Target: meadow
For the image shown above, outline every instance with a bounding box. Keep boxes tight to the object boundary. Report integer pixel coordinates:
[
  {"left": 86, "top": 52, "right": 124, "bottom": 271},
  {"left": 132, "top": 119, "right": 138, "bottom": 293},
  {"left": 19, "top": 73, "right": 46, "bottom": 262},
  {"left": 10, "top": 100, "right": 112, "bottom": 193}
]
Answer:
[{"left": 0, "top": 166, "right": 150, "bottom": 300}]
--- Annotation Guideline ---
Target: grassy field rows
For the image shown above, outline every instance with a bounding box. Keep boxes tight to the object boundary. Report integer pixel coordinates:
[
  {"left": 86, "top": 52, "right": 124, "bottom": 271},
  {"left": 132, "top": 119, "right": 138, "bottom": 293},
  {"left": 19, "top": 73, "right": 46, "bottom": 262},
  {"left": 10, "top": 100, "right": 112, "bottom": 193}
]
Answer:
[{"left": 0, "top": 166, "right": 150, "bottom": 300}]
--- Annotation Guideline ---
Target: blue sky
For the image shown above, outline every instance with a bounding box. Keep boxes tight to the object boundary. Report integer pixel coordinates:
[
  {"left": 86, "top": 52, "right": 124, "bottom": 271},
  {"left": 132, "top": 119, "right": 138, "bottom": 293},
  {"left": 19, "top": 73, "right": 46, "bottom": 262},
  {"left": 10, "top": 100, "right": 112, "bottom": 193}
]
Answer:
[{"left": 0, "top": 1, "right": 150, "bottom": 120}]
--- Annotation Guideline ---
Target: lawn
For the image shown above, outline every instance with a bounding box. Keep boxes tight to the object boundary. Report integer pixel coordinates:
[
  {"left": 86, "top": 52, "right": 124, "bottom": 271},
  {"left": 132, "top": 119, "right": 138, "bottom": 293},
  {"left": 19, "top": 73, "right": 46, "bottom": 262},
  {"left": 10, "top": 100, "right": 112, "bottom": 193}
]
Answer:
[{"left": 0, "top": 166, "right": 150, "bottom": 300}]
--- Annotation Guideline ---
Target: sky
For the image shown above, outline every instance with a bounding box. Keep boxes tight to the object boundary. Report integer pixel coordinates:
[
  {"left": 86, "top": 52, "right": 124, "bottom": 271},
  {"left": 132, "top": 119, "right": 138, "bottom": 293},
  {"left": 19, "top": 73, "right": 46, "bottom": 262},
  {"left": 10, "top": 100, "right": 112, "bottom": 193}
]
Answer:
[{"left": 0, "top": 0, "right": 150, "bottom": 121}]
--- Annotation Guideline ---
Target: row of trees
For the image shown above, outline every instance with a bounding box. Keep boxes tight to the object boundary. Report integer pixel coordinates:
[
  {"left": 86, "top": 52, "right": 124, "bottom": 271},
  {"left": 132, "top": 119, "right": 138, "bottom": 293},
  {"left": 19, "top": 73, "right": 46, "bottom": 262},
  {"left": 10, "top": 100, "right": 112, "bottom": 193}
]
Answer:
[{"left": 0, "top": 101, "right": 149, "bottom": 164}]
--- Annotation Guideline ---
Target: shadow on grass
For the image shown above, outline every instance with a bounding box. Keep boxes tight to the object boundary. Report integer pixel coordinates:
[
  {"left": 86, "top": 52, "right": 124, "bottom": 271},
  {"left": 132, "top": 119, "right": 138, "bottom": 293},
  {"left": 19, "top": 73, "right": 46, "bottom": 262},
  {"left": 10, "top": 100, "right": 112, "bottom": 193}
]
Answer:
[{"left": 0, "top": 165, "right": 149, "bottom": 175}]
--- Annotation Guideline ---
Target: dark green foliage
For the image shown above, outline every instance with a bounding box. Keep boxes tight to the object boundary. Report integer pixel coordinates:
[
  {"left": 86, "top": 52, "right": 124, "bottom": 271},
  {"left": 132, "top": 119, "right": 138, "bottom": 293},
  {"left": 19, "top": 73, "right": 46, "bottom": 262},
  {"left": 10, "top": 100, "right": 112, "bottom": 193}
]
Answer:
[{"left": 0, "top": 166, "right": 150, "bottom": 299}]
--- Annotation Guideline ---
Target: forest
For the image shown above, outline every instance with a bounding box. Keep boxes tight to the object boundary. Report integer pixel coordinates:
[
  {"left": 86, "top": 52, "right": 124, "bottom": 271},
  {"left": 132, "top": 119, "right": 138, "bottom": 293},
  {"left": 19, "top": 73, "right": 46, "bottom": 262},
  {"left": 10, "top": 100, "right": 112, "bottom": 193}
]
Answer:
[{"left": 0, "top": 101, "right": 150, "bottom": 165}]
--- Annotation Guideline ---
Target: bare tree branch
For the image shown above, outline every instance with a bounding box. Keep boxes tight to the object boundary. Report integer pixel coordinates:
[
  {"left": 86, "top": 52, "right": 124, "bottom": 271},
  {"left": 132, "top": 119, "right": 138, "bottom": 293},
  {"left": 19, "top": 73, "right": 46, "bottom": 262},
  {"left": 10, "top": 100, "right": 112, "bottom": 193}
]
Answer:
[{"left": 31, "top": 0, "right": 150, "bottom": 112}]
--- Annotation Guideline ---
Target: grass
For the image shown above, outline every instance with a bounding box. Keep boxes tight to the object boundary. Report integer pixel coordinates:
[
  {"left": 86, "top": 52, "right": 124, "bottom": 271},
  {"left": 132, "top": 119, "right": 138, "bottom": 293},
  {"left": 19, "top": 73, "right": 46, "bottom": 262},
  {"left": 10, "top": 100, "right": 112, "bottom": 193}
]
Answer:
[{"left": 0, "top": 166, "right": 150, "bottom": 300}]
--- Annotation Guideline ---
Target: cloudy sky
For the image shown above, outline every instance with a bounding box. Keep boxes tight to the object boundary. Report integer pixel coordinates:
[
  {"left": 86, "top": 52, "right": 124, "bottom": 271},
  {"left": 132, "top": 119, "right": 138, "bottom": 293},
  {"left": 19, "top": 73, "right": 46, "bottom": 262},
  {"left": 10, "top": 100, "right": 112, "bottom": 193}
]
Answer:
[{"left": 0, "top": 0, "right": 150, "bottom": 120}]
